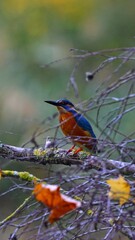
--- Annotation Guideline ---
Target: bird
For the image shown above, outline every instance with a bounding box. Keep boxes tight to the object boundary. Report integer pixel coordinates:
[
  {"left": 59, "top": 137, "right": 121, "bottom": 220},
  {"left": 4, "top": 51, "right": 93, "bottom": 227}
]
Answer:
[{"left": 45, "top": 99, "right": 97, "bottom": 154}]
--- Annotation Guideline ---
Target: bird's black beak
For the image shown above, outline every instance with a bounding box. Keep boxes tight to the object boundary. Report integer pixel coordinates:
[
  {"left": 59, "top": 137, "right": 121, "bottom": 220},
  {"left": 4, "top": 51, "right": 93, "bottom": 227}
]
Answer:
[{"left": 44, "top": 100, "right": 59, "bottom": 106}]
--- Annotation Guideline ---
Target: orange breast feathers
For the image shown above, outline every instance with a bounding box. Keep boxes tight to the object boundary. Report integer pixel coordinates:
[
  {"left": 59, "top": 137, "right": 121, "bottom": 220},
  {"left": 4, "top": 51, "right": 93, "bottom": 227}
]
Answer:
[{"left": 59, "top": 111, "right": 95, "bottom": 150}]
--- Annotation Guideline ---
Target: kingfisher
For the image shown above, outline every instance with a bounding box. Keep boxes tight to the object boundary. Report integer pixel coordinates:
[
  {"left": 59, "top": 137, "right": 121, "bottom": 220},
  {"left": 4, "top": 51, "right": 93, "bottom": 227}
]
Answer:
[{"left": 45, "top": 99, "right": 97, "bottom": 154}]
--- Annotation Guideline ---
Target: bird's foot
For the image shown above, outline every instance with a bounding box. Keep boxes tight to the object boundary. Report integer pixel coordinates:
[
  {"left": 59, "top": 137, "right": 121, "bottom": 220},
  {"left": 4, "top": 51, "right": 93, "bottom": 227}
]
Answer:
[
  {"left": 66, "top": 145, "right": 76, "bottom": 155},
  {"left": 66, "top": 146, "right": 83, "bottom": 155},
  {"left": 73, "top": 147, "right": 83, "bottom": 155}
]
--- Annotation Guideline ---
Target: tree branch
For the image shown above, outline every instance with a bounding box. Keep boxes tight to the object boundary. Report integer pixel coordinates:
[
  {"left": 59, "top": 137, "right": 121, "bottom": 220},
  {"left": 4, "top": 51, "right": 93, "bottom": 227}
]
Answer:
[{"left": 0, "top": 143, "right": 135, "bottom": 175}]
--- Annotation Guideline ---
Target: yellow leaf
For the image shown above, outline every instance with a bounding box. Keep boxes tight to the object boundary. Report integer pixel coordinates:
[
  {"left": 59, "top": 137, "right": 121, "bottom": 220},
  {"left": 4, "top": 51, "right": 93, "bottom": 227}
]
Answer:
[
  {"left": 106, "top": 175, "right": 130, "bottom": 205},
  {"left": 87, "top": 209, "right": 93, "bottom": 215}
]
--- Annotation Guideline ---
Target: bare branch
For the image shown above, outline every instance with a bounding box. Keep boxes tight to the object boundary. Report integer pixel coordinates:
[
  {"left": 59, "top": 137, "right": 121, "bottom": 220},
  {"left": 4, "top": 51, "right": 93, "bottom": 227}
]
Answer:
[{"left": 0, "top": 143, "right": 135, "bottom": 175}]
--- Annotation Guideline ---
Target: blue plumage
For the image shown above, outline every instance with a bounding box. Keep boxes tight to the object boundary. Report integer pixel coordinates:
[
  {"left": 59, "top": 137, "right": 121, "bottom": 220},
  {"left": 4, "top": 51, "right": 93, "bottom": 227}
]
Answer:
[
  {"left": 74, "top": 113, "right": 96, "bottom": 138},
  {"left": 63, "top": 105, "right": 96, "bottom": 138}
]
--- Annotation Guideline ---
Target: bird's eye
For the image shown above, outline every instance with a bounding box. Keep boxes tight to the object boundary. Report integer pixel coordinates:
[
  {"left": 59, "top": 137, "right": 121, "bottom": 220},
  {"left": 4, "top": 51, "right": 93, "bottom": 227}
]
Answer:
[{"left": 59, "top": 100, "right": 65, "bottom": 105}]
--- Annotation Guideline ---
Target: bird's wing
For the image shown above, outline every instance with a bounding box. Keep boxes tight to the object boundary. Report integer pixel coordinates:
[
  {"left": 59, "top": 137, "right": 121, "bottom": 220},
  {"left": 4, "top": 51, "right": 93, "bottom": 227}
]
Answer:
[{"left": 74, "top": 113, "right": 96, "bottom": 138}]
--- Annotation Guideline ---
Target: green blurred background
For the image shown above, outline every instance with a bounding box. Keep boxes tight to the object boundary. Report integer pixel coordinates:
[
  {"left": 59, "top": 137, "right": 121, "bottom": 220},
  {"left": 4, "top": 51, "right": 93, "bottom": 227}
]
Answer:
[
  {"left": 0, "top": 1, "right": 134, "bottom": 238},
  {"left": 0, "top": 0, "right": 135, "bottom": 148}
]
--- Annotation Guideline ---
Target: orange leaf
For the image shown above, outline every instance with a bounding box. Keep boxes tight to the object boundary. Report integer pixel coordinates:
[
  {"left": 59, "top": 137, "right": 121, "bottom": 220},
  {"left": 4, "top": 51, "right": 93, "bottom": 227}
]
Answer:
[
  {"left": 106, "top": 175, "right": 130, "bottom": 205},
  {"left": 33, "top": 183, "right": 81, "bottom": 223}
]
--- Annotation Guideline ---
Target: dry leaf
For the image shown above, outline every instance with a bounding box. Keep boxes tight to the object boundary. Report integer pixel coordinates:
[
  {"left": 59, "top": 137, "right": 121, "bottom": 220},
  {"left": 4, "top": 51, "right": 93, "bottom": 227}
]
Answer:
[
  {"left": 106, "top": 175, "right": 130, "bottom": 205},
  {"left": 33, "top": 183, "right": 81, "bottom": 223}
]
